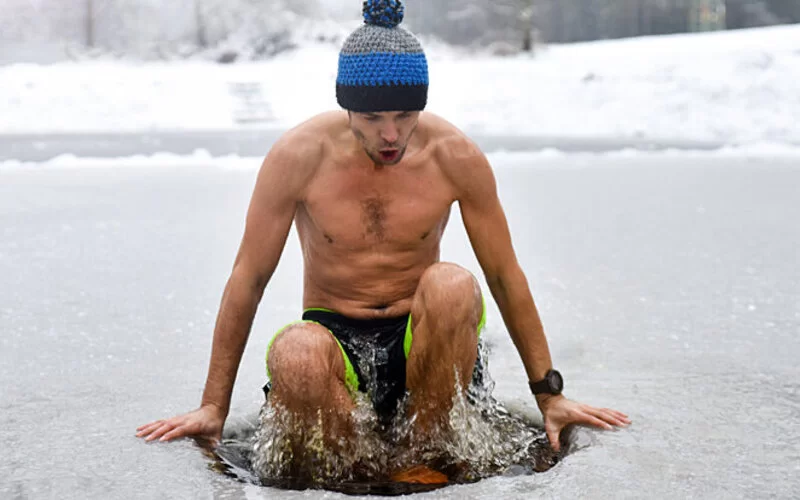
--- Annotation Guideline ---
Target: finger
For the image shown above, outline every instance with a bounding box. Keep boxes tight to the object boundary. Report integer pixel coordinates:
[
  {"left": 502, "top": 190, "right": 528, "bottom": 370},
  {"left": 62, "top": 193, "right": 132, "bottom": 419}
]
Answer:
[
  {"left": 136, "top": 421, "right": 165, "bottom": 436},
  {"left": 576, "top": 412, "right": 614, "bottom": 431},
  {"left": 142, "top": 423, "right": 168, "bottom": 441},
  {"left": 136, "top": 420, "right": 163, "bottom": 432},
  {"left": 160, "top": 425, "right": 193, "bottom": 442},
  {"left": 580, "top": 405, "right": 629, "bottom": 426},
  {"left": 546, "top": 425, "right": 561, "bottom": 452},
  {"left": 136, "top": 424, "right": 165, "bottom": 438},
  {"left": 598, "top": 408, "right": 630, "bottom": 422},
  {"left": 605, "top": 410, "right": 631, "bottom": 426},
  {"left": 608, "top": 409, "right": 632, "bottom": 424},
  {"left": 208, "top": 434, "right": 221, "bottom": 448},
  {"left": 145, "top": 422, "right": 177, "bottom": 442},
  {"left": 588, "top": 407, "right": 629, "bottom": 427}
]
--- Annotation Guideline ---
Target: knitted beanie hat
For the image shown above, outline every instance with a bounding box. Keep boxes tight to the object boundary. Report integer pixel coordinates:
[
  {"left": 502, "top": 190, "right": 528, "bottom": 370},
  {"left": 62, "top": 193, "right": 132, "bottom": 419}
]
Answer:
[{"left": 336, "top": 0, "right": 429, "bottom": 112}]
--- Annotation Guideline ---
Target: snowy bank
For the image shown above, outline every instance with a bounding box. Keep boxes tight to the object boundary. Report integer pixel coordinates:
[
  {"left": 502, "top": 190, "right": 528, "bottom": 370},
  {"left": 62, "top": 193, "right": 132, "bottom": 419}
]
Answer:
[
  {"left": 4, "top": 142, "right": 800, "bottom": 171},
  {"left": 1, "top": 25, "right": 798, "bottom": 145}
]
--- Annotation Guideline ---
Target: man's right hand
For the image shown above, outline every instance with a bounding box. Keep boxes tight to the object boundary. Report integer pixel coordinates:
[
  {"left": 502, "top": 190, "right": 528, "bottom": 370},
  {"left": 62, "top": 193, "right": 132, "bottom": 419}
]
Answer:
[{"left": 136, "top": 405, "right": 225, "bottom": 446}]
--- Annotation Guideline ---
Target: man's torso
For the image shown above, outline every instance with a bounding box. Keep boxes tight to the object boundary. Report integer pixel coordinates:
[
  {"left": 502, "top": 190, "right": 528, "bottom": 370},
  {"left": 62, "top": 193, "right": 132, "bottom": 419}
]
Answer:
[{"left": 292, "top": 112, "right": 463, "bottom": 319}]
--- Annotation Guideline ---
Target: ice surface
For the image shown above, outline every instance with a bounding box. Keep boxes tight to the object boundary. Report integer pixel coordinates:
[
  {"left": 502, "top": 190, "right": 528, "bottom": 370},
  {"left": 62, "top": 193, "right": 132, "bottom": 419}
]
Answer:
[{"left": 2, "top": 153, "right": 799, "bottom": 499}]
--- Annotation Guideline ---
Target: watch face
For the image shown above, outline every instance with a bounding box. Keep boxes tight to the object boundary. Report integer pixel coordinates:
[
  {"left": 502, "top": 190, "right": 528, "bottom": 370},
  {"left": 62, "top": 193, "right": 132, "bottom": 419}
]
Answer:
[{"left": 548, "top": 370, "right": 564, "bottom": 393}]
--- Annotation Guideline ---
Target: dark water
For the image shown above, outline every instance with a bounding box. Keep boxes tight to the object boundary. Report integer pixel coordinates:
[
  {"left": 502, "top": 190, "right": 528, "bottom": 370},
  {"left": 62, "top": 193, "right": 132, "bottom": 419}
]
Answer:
[{"left": 1, "top": 151, "right": 798, "bottom": 499}]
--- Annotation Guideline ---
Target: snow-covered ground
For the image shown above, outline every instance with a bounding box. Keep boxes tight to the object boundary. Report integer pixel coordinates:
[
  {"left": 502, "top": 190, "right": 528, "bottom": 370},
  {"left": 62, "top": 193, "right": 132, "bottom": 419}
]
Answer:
[
  {"left": 1, "top": 25, "right": 798, "bottom": 146},
  {"left": 4, "top": 141, "right": 800, "bottom": 171}
]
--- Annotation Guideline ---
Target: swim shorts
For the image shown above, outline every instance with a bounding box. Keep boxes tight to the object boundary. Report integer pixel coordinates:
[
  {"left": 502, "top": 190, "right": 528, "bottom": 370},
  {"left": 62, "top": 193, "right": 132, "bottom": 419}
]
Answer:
[{"left": 264, "top": 303, "right": 486, "bottom": 425}]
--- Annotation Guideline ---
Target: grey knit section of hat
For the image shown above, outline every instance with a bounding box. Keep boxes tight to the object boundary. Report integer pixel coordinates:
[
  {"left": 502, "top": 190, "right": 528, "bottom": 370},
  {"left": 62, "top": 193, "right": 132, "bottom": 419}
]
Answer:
[{"left": 339, "top": 25, "right": 424, "bottom": 55}]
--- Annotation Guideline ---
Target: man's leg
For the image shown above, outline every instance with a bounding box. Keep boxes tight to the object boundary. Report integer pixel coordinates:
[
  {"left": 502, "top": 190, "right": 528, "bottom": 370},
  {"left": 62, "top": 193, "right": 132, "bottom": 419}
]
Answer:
[
  {"left": 406, "top": 262, "right": 482, "bottom": 435},
  {"left": 267, "top": 322, "right": 356, "bottom": 441}
]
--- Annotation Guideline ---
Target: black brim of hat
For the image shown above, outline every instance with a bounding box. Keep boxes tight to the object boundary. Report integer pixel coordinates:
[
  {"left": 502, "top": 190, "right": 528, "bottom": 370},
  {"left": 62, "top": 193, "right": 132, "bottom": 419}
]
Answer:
[{"left": 337, "top": 84, "right": 428, "bottom": 112}]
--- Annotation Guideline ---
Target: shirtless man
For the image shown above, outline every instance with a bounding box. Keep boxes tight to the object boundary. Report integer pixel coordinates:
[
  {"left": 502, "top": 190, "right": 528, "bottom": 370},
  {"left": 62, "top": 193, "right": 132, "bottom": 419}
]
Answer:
[{"left": 137, "top": 0, "right": 629, "bottom": 454}]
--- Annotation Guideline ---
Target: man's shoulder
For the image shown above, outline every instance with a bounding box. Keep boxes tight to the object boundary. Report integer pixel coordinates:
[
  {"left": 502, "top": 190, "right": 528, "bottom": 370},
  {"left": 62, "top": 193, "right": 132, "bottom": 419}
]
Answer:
[
  {"left": 266, "top": 111, "right": 347, "bottom": 170},
  {"left": 420, "top": 112, "right": 483, "bottom": 163},
  {"left": 418, "top": 113, "right": 486, "bottom": 188},
  {"left": 261, "top": 113, "right": 347, "bottom": 193},
  {"left": 418, "top": 113, "right": 492, "bottom": 201}
]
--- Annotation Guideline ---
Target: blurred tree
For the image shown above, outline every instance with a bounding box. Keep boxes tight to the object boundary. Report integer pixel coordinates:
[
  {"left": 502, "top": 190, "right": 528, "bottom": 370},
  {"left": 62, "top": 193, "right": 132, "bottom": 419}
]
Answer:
[
  {"left": 87, "top": 0, "right": 94, "bottom": 48},
  {"left": 725, "top": 0, "right": 782, "bottom": 28},
  {"left": 762, "top": 0, "right": 800, "bottom": 22},
  {"left": 487, "top": 0, "right": 539, "bottom": 51},
  {"left": 2, "top": 0, "right": 798, "bottom": 63},
  {"left": 91, "top": 0, "right": 196, "bottom": 55},
  {"left": 405, "top": 0, "right": 543, "bottom": 52},
  {"left": 0, "top": 0, "right": 86, "bottom": 62},
  {"left": 651, "top": 0, "right": 690, "bottom": 35},
  {"left": 198, "top": 0, "right": 321, "bottom": 60},
  {"left": 195, "top": 0, "right": 207, "bottom": 48},
  {"left": 520, "top": 0, "right": 536, "bottom": 51}
]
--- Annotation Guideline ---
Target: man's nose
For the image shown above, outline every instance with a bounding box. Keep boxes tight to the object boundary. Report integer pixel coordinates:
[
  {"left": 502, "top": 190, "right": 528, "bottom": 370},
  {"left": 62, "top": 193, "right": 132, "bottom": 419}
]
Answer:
[{"left": 380, "top": 125, "right": 399, "bottom": 144}]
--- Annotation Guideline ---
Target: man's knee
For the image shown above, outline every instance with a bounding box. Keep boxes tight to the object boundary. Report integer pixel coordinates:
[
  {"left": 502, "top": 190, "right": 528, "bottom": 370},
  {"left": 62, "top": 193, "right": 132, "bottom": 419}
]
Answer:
[
  {"left": 267, "top": 323, "right": 344, "bottom": 389},
  {"left": 415, "top": 262, "right": 482, "bottom": 321},
  {"left": 407, "top": 264, "right": 482, "bottom": 406}
]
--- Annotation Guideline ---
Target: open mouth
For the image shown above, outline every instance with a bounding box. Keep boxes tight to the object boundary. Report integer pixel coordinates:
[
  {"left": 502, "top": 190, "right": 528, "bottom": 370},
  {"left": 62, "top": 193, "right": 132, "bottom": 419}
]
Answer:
[{"left": 379, "top": 150, "right": 399, "bottom": 162}]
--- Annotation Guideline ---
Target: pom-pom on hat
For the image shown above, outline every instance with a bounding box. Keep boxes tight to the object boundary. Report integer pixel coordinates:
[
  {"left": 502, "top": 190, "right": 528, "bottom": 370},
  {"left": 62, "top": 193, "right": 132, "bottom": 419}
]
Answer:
[{"left": 336, "top": 0, "right": 428, "bottom": 112}]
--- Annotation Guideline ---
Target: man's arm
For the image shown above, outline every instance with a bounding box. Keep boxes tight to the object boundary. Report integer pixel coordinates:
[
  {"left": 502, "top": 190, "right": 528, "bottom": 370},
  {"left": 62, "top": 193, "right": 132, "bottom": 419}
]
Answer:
[
  {"left": 441, "top": 139, "right": 552, "bottom": 385},
  {"left": 440, "top": 136, "right": 630, "bottom": 450},
  {"left": 136, "top": 133, "right": 318, "bottom": 445}
]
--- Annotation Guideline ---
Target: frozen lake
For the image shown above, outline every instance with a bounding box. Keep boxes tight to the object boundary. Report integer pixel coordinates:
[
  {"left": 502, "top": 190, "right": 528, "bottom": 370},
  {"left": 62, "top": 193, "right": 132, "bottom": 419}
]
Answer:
[{"left": 1, "top": 152, "right": 798, "bottom": 499}]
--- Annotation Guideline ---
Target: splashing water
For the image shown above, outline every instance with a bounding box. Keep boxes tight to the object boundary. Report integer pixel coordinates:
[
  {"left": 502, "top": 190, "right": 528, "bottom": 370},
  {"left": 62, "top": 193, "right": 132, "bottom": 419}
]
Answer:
[
  {"left": 211, "top": 343, "right": 572, "bottom": 492},
  {"left": 251, "top": 392, "right": 394, "bottom": 488}
]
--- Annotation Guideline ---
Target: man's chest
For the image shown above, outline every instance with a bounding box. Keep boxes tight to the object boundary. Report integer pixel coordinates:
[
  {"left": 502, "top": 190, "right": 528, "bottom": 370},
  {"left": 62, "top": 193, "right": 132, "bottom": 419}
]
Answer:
[{"left": 300, "top": 167, "right": 454, "bottom": 248}]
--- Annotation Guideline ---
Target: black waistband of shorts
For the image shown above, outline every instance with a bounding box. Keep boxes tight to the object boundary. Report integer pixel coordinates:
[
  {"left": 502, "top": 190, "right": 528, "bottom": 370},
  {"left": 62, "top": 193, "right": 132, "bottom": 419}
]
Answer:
[{"left": 302, "top": 309, "right": 409, "bottom": 330}]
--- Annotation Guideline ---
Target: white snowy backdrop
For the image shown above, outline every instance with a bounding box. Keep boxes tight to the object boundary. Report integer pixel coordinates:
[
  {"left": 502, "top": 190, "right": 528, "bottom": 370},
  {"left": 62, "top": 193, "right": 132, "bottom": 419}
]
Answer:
[
  {"left": 2, "top": 0, "right": 799, "bottom": 63},
  {"left": 0, "top": 1, "right": 798, "bottom": 147},
  {"left": 0, "top": 0, "right": 334, "bottom": 63}
]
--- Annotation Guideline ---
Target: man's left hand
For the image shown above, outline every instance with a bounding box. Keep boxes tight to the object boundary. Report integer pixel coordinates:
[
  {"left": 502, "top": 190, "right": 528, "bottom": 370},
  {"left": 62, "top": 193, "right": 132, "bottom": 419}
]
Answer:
[{"left": 537, "top": 395, "right": 631, "bottom": 451}]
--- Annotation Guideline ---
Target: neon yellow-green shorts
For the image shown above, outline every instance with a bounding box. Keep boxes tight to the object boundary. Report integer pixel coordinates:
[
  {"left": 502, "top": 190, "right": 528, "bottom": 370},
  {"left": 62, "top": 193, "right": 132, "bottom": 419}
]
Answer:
[{"left": 265, "top": 302, "right": 486, "bottom": 422}]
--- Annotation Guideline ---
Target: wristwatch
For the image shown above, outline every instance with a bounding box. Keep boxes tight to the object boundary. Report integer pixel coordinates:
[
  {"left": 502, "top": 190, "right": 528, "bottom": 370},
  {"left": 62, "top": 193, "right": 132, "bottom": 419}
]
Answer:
[{"left": 528, "top": 369, "right": 564, "bottom": 396}]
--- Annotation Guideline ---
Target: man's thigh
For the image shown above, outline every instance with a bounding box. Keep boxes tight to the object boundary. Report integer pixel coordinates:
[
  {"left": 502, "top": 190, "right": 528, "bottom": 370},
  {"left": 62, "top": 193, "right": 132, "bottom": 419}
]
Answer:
[{"left": 264, "top": 319, "right": 359, "bottom": 398}]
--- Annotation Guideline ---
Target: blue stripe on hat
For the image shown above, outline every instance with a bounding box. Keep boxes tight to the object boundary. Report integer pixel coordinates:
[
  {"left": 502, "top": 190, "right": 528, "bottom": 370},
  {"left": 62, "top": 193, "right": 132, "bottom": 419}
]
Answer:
[{"left": 337, "top": 52, "right": 428, "bottom": 87}]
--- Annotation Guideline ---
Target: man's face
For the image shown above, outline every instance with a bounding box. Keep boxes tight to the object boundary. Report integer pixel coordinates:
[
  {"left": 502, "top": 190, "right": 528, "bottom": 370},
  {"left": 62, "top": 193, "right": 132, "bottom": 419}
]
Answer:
[{"left": 348, "top": 111, "right": 421, "bottom": 166}]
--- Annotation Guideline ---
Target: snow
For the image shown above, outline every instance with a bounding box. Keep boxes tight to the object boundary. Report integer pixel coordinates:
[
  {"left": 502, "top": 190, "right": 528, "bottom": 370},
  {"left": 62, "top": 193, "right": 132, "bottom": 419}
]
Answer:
[
  {"left": 3, "top": 141, "right": 800, "bottom": 171},
  {"left": 0, "top": 150, "right": 254, "bottom": 170},
  {"left": 1, "top": 24, "right": 799, "bottom": 146}
]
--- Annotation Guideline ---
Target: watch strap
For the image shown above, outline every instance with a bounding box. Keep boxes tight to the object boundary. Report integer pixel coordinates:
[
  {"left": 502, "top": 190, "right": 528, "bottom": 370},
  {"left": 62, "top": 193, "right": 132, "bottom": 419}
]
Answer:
[
  {"left": 528, "top": 369, "right": 563, "bottom": 395},
  {"left": 528, "top": 378, "right": 551, "bottom": 395}
]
